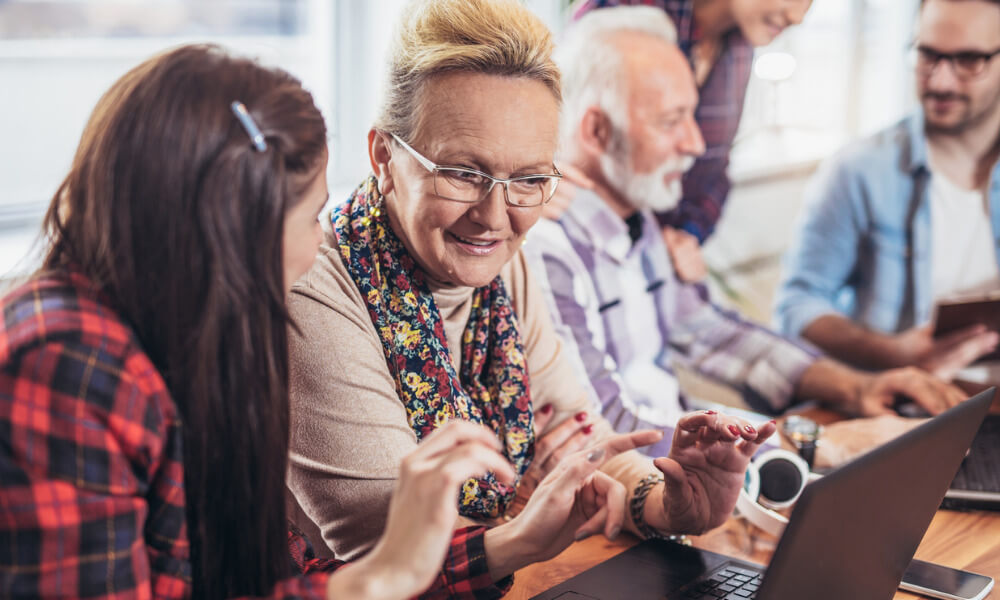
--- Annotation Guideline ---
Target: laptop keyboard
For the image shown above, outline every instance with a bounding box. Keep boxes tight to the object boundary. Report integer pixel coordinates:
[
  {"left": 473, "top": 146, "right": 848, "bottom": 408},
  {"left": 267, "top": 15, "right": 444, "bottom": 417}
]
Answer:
[
  {"left": 678, "top": 564, "right": 764, "bottom": 599},
  {"left": 951, "top": 415, "right": 1000, "bottom": 492}
]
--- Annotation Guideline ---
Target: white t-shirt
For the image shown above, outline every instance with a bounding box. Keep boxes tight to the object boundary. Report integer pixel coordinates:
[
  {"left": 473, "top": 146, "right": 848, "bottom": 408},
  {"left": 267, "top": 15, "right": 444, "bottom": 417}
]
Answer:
[{"left": 929, "top": 170, "right": 1000, "bottom": 302}]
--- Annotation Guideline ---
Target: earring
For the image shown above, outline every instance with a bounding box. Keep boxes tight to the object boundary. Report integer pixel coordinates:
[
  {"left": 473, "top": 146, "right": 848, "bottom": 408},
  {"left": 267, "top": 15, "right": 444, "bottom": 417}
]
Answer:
[{"left": 361, "top": 181, "right": 383, "bottom": 228}]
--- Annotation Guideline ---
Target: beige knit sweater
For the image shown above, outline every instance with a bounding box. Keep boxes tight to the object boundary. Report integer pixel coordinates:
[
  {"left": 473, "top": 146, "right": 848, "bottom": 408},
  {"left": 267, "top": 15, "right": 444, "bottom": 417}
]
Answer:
[{"left": 286, "top": 222, "right": 657, "bottom": 560}]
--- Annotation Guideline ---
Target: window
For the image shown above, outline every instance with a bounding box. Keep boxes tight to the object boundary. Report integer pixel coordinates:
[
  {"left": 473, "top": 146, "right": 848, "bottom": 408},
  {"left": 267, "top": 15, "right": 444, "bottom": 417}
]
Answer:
[
  {"left": 0, "top": 0, "right": 918, "bottom": 278},
  {"left": 732, "top": 0, "right": 920, "bottom": 181},
  {"left": 0, "top": 0, "right": 331, "bottom": 226}
]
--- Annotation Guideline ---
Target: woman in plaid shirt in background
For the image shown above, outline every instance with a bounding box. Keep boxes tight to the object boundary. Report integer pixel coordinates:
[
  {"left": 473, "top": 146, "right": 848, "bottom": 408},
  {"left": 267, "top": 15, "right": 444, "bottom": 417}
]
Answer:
[{"left": 0, "top": 44, "right": 631, "bottom": 599}]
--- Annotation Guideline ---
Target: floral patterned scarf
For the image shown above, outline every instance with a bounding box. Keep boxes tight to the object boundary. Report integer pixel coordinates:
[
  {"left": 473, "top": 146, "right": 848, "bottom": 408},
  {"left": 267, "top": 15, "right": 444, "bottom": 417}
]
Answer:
[{"left": 331, "top": 175, "right": 534, "bottom": 518}]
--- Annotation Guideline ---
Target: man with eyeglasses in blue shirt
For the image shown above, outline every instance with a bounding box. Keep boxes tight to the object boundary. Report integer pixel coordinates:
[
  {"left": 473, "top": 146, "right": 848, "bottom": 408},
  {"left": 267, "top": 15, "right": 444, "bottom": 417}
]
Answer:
[{"left": 776, "top": 0, "right": 1000, "bottom": 382}]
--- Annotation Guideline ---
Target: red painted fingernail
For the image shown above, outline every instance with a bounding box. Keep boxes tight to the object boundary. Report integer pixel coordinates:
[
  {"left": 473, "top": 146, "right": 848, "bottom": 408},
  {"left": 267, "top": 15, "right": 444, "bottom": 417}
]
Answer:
[
  {"left": 704, "top": 410, "right": 716, "bottom": 415},
  {"left": 582, "top": 424, "right": 594, "bottom": 435},
  {"left": 769, "top": 419, "right": 777, "bottom": 424},
  {"left": 728, "top": 425, "right": 740, "bottom": 436},
  {"left": 744, "top": 425, "right": 756, "bottom": 434},
  {"left": 540, "top": 404, "right": 553, "bottom": 415},
  {"left": 575, "top": 412, "right": 588, "bottom": 422}
]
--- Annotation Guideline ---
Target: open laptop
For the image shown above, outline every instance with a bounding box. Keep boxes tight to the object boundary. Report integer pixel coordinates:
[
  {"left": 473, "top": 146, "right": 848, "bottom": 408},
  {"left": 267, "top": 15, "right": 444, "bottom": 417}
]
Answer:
[
  {"left": 944, "top": 413, "right": 1000, "bottom": 510},
  {"left": 532, "top": 388, "right": 995, "bottom": 600}
]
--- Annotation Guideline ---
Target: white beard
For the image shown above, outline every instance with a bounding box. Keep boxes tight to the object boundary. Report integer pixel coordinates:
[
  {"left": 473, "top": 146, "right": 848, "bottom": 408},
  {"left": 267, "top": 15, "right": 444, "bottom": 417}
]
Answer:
[{"left": 599, "top": 146, "right": 694, "bottom": 213}]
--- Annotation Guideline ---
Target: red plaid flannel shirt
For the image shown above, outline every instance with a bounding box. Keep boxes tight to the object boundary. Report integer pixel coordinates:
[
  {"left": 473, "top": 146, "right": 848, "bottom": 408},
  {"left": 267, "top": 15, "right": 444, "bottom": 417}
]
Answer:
[
  {"left": 0, "top": 271, "right": 511, "bottom": 599},
  {"left": 573, "top": 0, "right": 754, "bottom": 242}
]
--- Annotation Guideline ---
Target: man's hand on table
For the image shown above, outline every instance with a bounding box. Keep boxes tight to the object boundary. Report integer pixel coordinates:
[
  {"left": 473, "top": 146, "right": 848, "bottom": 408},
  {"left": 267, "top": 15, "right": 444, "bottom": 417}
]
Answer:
[{"left": 849, "top": 367, "right": 967, "bottom": 416}]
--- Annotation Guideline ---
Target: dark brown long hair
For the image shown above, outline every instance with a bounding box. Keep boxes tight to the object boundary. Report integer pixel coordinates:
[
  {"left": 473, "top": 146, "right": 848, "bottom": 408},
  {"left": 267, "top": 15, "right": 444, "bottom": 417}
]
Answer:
[{"left": 42, "top": 44, "right": 328, "bottom": 598}]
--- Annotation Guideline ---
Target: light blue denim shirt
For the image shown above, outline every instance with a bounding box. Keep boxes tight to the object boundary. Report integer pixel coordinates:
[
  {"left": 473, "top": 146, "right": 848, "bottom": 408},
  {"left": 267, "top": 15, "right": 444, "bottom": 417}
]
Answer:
[{"left": 775, "top": 112, "right": 1000, "bottom": 338}]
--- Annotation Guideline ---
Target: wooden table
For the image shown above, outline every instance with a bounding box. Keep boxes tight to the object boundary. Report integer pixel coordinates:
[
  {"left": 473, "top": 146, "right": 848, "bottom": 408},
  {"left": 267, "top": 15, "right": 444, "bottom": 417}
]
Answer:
[
  {"left": 508, "top": 507, "right": 1000, "bottom": 599},
  {"left": 510, "top": 395, "right": 1000, "bottom": 599}
]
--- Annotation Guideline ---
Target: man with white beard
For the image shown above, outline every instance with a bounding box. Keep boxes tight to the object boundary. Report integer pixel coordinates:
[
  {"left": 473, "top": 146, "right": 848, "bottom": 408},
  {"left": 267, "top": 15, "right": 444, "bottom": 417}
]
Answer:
[{"left": 523, "top": 6, "right": 965, "bottom": 458}]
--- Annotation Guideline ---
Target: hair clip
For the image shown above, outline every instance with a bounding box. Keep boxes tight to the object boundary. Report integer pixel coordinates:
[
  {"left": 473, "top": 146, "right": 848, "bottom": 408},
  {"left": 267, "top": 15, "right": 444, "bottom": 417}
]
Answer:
[{"left": 230, "top": 101, "right": 267, "bottom": 152}]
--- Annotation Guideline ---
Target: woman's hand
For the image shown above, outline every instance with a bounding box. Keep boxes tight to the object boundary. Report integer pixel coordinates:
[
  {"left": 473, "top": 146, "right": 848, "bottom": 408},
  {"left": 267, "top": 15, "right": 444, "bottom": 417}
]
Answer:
[
  {"left": 506, "top": 450, "right": 625, "bottom": 565},
  {"left": 484, "top": 429, "right": 664, "bottom": 579},
  {"left": 662, "top": 226, "right": 707, "bottom": 283},
  {"left": 326, "top": 421, "right": 515, "bottom": 600},
  {"left": 650, "top": 411, "right": 777, "bottom": 536},
  {"left": 507, "top": 404, "right": 596, "bottom": 514},
  {"left": 508, "top": 405, "right": 665, "bottom": 515}
]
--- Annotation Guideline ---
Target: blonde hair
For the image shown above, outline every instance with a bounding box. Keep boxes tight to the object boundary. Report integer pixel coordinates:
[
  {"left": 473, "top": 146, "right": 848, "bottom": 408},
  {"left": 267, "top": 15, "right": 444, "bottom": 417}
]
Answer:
[{"left": 376, "top": 0, "right": 561, "bottom": 141}]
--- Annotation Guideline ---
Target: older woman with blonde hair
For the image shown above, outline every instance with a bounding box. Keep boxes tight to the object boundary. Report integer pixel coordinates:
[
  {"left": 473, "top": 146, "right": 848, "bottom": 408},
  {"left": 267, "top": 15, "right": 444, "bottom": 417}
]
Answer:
[{"left": 287, "top": 0, "right": 774, "bottom": 562}]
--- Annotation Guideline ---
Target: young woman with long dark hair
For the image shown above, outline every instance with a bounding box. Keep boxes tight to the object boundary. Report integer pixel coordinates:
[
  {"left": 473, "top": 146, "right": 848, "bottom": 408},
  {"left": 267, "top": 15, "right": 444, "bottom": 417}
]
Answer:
[{"left": 0, "top": 44, "right": 636, "bottom": 599}]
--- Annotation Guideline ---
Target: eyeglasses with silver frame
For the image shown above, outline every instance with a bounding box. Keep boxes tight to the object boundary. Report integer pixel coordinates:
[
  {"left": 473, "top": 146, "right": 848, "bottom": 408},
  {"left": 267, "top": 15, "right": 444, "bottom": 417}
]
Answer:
[{"left": 389, "top": 133, "right": 561, "bottom": 207}]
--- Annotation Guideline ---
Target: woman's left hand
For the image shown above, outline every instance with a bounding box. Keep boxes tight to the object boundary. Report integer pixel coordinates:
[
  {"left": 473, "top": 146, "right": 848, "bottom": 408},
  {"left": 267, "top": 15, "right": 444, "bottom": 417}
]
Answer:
[{"left": 653, "top": 410, "right": 777, "bottom": 535}]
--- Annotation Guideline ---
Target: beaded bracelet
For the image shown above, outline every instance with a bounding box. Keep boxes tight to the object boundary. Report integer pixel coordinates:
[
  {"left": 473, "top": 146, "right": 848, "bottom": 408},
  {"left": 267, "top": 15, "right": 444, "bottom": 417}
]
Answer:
[{"left": 629, "top": 473, "right": 689, "bottom": 544}]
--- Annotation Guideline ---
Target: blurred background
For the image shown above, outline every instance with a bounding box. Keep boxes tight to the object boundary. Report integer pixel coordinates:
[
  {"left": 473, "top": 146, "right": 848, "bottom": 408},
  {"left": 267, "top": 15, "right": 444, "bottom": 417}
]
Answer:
[{"left": 0, "top": 0, "right": 921, "bottom": 326}]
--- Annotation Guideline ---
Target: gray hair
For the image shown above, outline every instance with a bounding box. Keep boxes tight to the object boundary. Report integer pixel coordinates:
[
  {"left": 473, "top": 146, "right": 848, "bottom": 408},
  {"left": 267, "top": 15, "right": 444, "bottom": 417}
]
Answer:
[{"left": 555, "top": 6, "right": 679, "bottom": 151}]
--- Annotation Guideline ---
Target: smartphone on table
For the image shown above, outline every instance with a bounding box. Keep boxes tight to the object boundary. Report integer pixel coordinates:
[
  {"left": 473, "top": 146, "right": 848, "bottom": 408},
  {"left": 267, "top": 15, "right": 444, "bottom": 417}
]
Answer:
[{"left": 900, "top": 559, "right": 994, "bottom": 600}]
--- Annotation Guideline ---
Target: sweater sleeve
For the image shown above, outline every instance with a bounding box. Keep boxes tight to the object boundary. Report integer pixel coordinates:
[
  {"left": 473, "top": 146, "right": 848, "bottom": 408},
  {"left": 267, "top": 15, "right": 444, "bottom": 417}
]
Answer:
[{"left": 286, "top": 243, "right": 420, "bottom": 561}]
